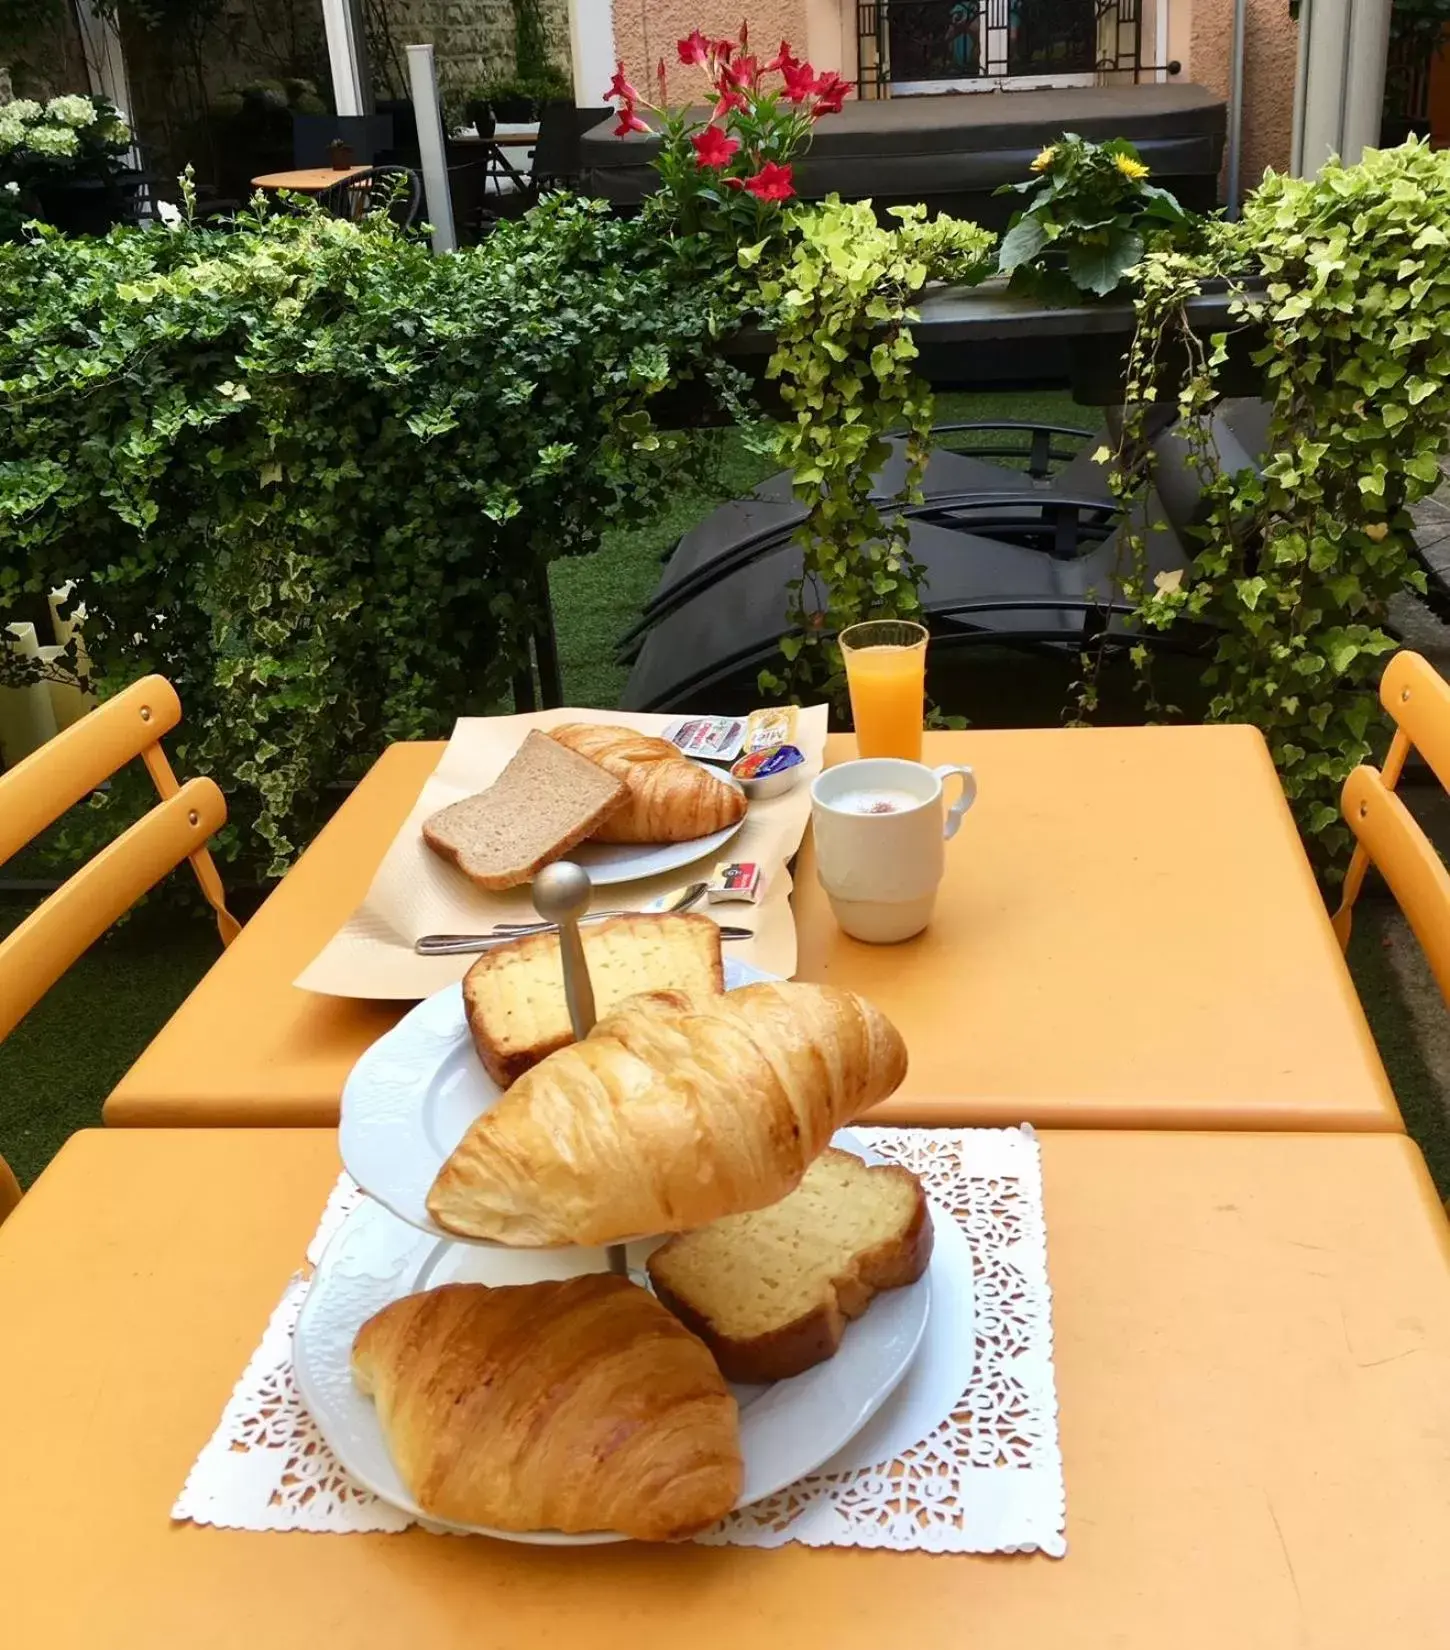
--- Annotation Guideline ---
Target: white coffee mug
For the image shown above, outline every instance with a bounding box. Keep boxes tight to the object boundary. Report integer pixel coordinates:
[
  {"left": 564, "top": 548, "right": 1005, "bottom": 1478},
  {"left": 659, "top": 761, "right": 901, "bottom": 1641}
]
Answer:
[{"left": 810, "top": 758, "right": 978, "bottom": 944}]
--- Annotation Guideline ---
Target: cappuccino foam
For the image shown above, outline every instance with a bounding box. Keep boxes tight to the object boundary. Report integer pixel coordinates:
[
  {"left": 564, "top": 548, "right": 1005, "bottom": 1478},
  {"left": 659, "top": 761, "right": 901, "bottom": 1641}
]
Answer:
[{"left": 830, "top": 787, "right": 922, "bottom": 816}]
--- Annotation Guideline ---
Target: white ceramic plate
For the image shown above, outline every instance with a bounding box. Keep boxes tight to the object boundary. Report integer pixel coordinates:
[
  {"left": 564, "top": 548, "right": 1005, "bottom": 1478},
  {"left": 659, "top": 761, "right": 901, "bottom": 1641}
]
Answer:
[
  {"left": 293, "top": 1131, "right": 940, "bottom": 1545},
  {"left": 563, "top": 768, "right": 746, "bottom": 886},
  {"left": 339, "top": 958, "right": 778, "bottom": 1245}
]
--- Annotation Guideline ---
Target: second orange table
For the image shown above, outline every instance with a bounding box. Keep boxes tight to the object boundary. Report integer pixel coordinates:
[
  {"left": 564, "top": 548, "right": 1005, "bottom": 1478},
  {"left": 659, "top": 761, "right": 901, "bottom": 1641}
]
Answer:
[{"left": 104, "top": 725, "right": 1398, "bottom": 1131}]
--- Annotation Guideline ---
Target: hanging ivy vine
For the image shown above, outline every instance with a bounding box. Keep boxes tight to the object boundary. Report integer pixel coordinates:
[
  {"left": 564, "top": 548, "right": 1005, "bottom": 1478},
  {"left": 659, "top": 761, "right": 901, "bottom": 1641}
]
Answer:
[
  {"left": 1100, "top": 140, "right": 1450, "bottom": 869},
  {"left": 751, "top": 199, "right": 995, "bottom": 702}
]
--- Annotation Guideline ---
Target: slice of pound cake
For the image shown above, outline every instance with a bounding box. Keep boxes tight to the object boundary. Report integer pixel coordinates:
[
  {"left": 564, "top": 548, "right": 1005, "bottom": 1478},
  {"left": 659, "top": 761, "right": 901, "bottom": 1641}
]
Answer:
[{"left": 646, "top": 1148, "right": 933, "bottom": 1382}]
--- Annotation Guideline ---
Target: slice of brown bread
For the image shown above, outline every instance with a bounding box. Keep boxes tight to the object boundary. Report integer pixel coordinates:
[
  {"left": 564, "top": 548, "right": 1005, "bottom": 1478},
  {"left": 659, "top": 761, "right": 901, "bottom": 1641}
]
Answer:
[
  {"left": 647, "top": 1148, "right": 933, "bottom": 1382},
  {"left": 463, "top": 912, "right": 725, "bottom": 1086},
  {"left": 421, "top": 730, "right": 628, "bottom": 892}
]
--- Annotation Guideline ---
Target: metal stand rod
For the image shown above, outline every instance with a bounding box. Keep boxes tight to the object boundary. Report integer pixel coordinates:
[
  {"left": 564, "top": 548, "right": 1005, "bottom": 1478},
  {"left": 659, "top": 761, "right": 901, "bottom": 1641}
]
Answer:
[{"left": 532, "top": 862, "right": 624, "bottom": 1276}]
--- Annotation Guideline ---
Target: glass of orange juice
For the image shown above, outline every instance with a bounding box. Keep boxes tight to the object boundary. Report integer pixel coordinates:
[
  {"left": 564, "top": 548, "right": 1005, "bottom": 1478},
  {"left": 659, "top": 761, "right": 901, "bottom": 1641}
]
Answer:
[{"left": 839, "top": 620, "right": 928, "bottom": 762}]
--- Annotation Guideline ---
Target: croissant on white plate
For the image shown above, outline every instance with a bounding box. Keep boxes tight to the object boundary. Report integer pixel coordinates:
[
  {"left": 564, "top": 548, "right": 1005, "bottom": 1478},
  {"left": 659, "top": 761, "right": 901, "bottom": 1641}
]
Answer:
[
  {"left": 351, "top": 1277, "right": 742, "bottom": 1540},
  {"left": 547, "top": 723, "right": 746, "bottom": 844},
  {"left": 426, "top": 980, "right": 909, "bottom": 1246}
]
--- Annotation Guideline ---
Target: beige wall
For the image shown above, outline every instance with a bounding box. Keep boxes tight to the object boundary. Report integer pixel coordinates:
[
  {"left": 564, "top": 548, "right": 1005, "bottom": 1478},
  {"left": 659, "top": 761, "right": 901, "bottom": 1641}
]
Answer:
[
  {"left": 1190, "top": 0, "right": 1298, "bottom": 188},
  {"left": 612, "top": 3, "right": 813, "bottom": 81}
]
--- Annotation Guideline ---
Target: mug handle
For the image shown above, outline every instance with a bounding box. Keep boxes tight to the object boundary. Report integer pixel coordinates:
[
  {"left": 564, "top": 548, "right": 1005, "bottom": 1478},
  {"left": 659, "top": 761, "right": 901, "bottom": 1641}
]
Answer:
[{"left": 935, "top": 764, "right": 977, "bottom": 841}]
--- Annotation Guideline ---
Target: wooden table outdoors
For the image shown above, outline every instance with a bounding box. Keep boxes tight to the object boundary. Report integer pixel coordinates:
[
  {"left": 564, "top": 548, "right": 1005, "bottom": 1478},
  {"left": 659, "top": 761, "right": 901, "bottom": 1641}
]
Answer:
[
  {"left": 4, "top": 1126, "right": 1448, "bottom": 1647},
  {"left": 104, "top": 725, "right": 1398, "bottom": 1131},
  {"left": 250, "top": 166, "right": 370, "bottom": 192}
]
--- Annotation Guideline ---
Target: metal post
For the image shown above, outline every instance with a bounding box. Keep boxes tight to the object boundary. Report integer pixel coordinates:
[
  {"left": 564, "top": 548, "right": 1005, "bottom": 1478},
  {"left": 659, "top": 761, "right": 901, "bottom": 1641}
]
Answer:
[
  {"left": 567, "top": 0, "right": 616, "bottom": 106},
  {"left": 321, "top": 0, "right": 369, "bottom": 117},
  {"left": 1291, "top": 0, "right": 1313, "bottom": 172},
  {"left": 1224, "top": 0, "right": 1249, "bottom": 217},
  {"left": 1343, "top": 0, "right": 1393, "bottom": 161},
  {"left": 1295, "top": 0, "right": 1392, "bottom": 175},
  {"left": 406, "top": 43, "right": 457, "bottom": 255}
]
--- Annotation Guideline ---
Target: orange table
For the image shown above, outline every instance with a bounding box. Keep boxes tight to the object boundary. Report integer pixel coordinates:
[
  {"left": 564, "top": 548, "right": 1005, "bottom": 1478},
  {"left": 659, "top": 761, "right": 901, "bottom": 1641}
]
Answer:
[
  {"left": 799, "top": 727, "right": 1398, "bottom": 1129},
  {"left": 250, "top": 165, "right": 370, "bottom": 192},
  {"left": 4, "top": 1127, "right": 1448, "bottom": 1647},
  {"left": 107, "top": 742, "right": 443, "bottom": 1127},
  {"left": 105, "top": 725, "right": 1398, "bottom": 1131}
]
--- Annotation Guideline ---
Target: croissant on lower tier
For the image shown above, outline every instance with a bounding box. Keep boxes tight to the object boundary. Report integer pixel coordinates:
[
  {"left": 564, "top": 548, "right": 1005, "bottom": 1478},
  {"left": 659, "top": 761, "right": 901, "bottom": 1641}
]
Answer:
[
  {"left": 426, "top": 981, "right": 909, "bottom": 1246},
  {"left": 547, "top": 722, "right": 746, "bottom": 844},
  {"left": 351, "top": 1277, "right": 742, "bottom": 1540}
]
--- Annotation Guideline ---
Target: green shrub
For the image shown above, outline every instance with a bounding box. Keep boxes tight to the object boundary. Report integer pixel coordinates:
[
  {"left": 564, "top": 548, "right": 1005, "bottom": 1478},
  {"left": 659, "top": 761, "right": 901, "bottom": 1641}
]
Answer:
[{"left": 0, "top": 195, "right": 740, "bottom": 874}]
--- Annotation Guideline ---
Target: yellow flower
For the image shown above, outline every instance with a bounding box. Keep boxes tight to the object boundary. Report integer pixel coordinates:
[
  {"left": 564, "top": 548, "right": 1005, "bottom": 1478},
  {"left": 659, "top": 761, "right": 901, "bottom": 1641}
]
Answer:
[
  {"left": 1114, "top": 153, "right": 1150, "bottom": 181},
  {"left": 1030, "top": 145, "right": 1057, "bottom": 173}
]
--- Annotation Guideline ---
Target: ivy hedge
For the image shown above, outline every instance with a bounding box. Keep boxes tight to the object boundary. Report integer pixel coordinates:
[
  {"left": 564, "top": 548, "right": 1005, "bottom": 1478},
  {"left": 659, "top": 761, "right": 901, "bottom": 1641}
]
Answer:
[
  {"left": 0, "top": 196, "right": 742, "bottom": 872},
  {"left": 5, "top": 133, "right": 1450, "bottom": 883}
]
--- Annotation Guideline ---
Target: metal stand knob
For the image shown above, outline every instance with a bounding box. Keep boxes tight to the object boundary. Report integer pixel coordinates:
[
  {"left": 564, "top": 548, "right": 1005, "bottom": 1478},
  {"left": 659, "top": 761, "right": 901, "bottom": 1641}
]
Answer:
[{"left": 532, "top": 863, "right": 627, "bottom": 1277}]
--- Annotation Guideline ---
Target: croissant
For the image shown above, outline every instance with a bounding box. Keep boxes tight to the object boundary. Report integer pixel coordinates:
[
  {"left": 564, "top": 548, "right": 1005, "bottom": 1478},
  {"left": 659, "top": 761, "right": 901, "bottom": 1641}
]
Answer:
[
  {"left": 427, "top": 981, "right": 909, "bottom": 1246},
  {"left": 351, "top": 1277, "right": 742, "bottom": 1540},
  {"left": 548, "top": 723, "right": 746, "bottom": 843}
]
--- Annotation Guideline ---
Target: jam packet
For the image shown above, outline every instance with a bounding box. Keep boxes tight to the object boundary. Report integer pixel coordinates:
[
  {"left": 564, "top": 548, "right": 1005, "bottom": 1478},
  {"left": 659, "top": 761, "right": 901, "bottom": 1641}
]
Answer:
[
  {"left": 731, "top": 743, "right": 805, "bottom": 782},
  {"left": 662, "top": 715, "right": 746, "bottom": 762}
]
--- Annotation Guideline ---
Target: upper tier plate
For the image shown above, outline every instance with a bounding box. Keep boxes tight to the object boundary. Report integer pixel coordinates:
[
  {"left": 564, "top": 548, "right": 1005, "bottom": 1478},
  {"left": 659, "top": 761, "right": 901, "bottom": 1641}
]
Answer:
[{"left": 338, "top": 958, "right": 777, "bottom": 1245}]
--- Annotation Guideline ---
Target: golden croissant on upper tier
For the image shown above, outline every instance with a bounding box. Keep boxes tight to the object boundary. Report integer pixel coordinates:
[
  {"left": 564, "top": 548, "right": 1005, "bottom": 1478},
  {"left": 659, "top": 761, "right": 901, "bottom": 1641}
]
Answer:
[
  {"left": 426, "top": 981, "right": 909, "bottom": 1246},
  {"left": 547, "top": 722, "right": 746, "bottom": 843}
]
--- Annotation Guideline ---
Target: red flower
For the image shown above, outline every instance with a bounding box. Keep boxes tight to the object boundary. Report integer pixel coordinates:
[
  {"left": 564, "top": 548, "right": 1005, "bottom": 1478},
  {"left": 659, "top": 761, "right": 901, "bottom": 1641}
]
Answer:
[
  {"left": 604, "top": 61, "right": 641, "bottom": 104},
  {"left": 739, "top": 18, "right": 749, "bottom": 49},
  {"left": 657, "top": 57, "right": 668, "bottom": 97},
  {"left": 709, "top": 37, "right": 735, "bottom": 62},
  {"left": 712, "top": 87, "right": 749, "bottom": 120},
  {"left": 612, "top": 106, "right": 650, "bottom": 136},
  {"left": 765, "top": 40, "right": 800, "bottom": 73},
  {"left": 691, "top": 123, "right": 741, "bottom": 168},
  {"left": 713, "top": 52, "right": 759, "bottom": 94},
  {"left": 677, "top": 28, "right": 710, "bottom": 66},
  {"left": 811, "top": 70, "right": 849, "bottom": 116},
  {"left": 741, "top": 160, "right": 795, "bottom": 201},
  {"left": 780, "top": 59, "right": 819, "bottom": 103}
]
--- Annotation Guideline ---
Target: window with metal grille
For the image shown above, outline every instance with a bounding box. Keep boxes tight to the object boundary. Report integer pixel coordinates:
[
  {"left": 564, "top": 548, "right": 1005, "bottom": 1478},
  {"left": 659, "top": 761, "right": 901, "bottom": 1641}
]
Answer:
[{"left": 856, "top": 0, "right": 1166, "bottom": 94}]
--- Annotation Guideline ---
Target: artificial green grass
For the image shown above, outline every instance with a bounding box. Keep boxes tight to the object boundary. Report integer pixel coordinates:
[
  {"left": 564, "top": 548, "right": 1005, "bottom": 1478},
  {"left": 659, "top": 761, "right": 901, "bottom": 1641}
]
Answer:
[
  {"left": 4, "top": 387, "right": 1449, "bottom": 1197},
  {"left": 0, "top": 888, "right": 223, "bottom": 1185}
]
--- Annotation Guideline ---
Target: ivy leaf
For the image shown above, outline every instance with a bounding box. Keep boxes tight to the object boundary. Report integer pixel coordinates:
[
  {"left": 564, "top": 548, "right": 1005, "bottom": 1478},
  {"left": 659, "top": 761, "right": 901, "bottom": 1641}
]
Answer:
[
  {"left": 997, "top": 214, "right": 1051, "bottom": 273},
  {"left": 1064, "top": 229, "right": 1144, "bottom": 297}
]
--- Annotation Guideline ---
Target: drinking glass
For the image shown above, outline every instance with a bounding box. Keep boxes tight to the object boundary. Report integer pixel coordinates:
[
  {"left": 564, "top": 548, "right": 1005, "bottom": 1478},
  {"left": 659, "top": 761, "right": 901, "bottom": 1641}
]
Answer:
[{"left": 839, "top": 620, "right": 928, "bottom": 762}]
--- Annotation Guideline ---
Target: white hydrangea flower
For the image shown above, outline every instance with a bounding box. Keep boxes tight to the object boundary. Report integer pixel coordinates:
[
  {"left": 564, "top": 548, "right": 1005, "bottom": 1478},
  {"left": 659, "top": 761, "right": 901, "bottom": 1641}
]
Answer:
[
  {"left": 103, "top": 117, "right": 132, "bottom": 146},
  {"left": 3, "top": 99, "right": 43, "bottom": 122},
  {"left": 155, "top": 199, "right": 182, "bottom": 227},
  {"left": 3, "top": 180, "right": 19, "bottom": 195},
  {"left": 25, "top": 125, "right": 80, "bottom": 158},
  {"left": 0, "top": 116, "right": 25, "bottom": 154},
  {"left": 45, "top": 94, "right": 98, "bottom": 128}
]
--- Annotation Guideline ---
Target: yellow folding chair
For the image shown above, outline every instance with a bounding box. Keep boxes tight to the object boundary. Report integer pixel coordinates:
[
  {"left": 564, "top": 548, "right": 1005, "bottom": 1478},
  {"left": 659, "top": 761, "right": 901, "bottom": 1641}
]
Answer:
[
  {"left": 0, "top": 675, "right": 240, "bottom": 1213},
  {"left": 1331, "top": 650, "right": 1450, "bottom": 1005}
]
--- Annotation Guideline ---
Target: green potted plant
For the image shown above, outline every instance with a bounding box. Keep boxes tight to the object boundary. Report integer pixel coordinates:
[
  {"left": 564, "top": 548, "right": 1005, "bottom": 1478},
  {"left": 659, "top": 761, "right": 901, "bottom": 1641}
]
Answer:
[
  {"left": 0, "top": 95, "right": 134, "bottom": 235},
  {"left": 481, "top": 74, "right": 538, "bottom": 122},
  {"left": 995, "top": 132, "right": 1196, "bottom": 303}
]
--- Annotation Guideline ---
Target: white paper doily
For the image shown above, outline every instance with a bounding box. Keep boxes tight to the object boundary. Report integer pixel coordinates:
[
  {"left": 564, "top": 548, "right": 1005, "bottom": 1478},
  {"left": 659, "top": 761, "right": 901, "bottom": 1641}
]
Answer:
[{"left": 174, "top": 1126, "right": 1065, "bottom": 1555}]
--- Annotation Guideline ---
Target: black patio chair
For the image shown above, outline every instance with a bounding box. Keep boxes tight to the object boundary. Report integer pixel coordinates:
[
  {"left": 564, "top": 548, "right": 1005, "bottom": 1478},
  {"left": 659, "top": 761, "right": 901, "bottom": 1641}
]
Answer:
[
  {"left": 619, "top": 427, "right": 1121, "bottom": 656},
  {"left": 620, "top": 505, "right": 1199, "bottom": 714},
  {"left": 531, "top": 104, "right": 613, "bottom": 191},
  {"left": 315, "top": 166, "right": 423, "bottom": 231}
]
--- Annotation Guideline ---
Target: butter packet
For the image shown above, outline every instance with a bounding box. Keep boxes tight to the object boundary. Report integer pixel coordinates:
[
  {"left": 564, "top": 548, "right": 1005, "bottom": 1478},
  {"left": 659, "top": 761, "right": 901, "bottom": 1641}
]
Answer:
[
  {"left": 743, "top": 706, "right": 798, "bottom": 754},
  {"left": 705, "top": 860, "right": 764, "bottom": 904},
  {"left": 662, "top": 715, "right": 745, "bottom": 762}
]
